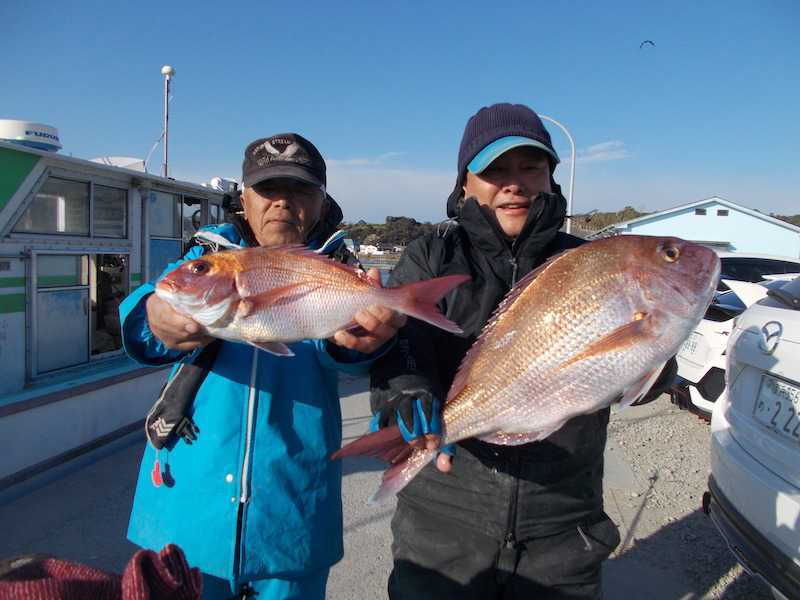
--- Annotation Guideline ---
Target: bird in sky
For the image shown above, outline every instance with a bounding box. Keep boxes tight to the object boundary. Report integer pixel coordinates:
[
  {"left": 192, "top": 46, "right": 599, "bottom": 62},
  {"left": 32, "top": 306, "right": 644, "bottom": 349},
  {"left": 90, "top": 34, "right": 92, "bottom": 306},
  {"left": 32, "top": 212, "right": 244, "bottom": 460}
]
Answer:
[{"left": 640, "top": 40, "right": 655, "bottom": 48}]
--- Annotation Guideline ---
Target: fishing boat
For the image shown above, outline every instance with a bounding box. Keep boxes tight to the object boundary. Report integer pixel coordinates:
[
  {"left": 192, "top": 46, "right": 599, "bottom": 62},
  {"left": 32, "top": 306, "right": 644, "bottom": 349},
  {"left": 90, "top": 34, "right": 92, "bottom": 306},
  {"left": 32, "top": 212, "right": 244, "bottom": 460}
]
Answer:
[{"left": 0, "top": 120, "right": 230, "bottom": 499}]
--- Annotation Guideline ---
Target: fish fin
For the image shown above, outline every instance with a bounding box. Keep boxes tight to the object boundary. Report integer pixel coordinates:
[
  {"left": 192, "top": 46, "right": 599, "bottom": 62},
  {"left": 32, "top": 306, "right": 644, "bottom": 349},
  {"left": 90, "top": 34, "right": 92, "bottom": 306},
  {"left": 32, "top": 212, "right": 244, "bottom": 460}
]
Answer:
[
  {"left": 248, "top": 341, "right": 295, "bottom": 356},
  {"left": 368, "top": 449, "right": 436, "bottom": 505},
  {"left": 236, "top": 281, "right": 316, "bottom": 317},
  {"left": 616, "top": 361, "right": 666, "bottom": 411},
  {"left": 393, "top": 274, "right": 470, "bottom": 334},
  {"left": 332, "top": 425, "right": 435, "bottom": 504},
  {"left": 332, "top": 425, "right": 411, "bottom": 462},
  {"left": 266, "top": 244, "right": 365, "bottom": 277},
  {"left": 553, "top": 317, "right": 652, "bottom": 373}
]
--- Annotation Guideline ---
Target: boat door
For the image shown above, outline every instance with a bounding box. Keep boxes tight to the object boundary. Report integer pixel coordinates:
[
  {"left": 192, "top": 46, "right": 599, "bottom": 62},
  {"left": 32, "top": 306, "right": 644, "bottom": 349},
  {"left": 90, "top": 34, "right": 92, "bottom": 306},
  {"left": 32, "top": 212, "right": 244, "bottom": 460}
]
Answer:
[{"left": 33, "top": 253, "right": 90, "bottom": 372}]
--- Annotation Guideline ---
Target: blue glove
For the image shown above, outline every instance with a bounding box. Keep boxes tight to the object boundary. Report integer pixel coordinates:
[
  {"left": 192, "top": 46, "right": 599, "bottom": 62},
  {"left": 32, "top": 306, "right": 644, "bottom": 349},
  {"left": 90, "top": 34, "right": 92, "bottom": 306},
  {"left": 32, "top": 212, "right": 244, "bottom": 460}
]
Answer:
[
  {"left": 397, "top": 397, "right": 442, "bottom": 440},
  {"left": 370, "top": 374, "right": 454, "bottom": 460},
  {"left": 369, "top": 396, "right": 444, "bottom": 440}
]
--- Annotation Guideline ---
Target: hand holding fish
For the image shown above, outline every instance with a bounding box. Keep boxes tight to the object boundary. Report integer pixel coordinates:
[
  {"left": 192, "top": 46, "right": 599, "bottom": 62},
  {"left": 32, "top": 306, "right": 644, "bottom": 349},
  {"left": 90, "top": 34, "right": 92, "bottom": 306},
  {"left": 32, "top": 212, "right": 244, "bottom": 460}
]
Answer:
[
  {"left": 331, "top": 268, "right": 408, "bottom": 354},
  {"left": 371, "top": 375, "right": 453, "bottom": 471},
  {"left": 145, "top": 293, "right": 216, "bottom": 351}
]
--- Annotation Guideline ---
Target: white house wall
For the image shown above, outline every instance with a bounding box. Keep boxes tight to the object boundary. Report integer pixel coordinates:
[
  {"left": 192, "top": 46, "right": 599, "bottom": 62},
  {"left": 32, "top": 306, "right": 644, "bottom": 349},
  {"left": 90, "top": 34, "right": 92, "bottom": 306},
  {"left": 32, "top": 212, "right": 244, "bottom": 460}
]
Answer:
[{"left": 618, "top": 201, "right": 799, "bottom": 258}]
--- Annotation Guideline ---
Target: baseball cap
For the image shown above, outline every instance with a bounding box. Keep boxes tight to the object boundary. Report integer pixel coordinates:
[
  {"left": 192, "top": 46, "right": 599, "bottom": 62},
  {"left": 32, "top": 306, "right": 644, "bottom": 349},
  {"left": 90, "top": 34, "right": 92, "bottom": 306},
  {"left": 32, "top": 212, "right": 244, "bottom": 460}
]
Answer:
[
  {"left": 446, "top": 104, "right": 560, "bottom": 217},
  {"left": 242, "top": 133, "right": 329, "bottom": 193}
]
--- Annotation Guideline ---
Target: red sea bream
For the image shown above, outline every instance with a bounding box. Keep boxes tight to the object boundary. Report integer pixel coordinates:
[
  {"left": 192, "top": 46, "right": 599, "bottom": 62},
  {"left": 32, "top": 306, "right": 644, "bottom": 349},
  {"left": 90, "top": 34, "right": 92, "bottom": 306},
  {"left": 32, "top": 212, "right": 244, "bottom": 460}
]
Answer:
[
  {"left": 154, "top": 245, "right": 469, "bottom": 356},
  {"left": 333, "top": 235, "right": 721, "bottom": 503}
]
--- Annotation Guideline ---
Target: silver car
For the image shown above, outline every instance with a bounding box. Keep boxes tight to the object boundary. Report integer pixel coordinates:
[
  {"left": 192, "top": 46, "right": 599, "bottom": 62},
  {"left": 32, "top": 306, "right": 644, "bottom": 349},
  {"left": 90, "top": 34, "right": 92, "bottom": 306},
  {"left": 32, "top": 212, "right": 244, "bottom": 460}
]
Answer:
[{"left": 706, "top": 275, "right": 800, "bottom": 599}]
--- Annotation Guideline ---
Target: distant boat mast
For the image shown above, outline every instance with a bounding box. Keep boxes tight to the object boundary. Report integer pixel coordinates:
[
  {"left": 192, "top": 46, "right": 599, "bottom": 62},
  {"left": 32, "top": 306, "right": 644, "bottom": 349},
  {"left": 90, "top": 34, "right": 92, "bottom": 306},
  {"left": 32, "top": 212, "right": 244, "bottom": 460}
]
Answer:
[{"left": 161, "top": 65, "right": 175, "bottom": 178}]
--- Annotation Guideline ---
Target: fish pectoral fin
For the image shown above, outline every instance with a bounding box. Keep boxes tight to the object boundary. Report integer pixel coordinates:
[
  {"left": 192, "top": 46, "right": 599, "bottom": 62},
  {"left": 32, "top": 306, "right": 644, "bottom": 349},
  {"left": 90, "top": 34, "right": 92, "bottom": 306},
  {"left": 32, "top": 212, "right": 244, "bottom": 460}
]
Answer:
[
  {"left": 555, "top": 317, "right": 650, "bottom": 372},
  {"left": 237, "top": 282, "right": 315, "bottom": 317},
  {"left": 248, "top": 341, "right": 295, "bottom": 356},
  {"left": 616, "top": 361, "right": 666, "bottom": 411}
]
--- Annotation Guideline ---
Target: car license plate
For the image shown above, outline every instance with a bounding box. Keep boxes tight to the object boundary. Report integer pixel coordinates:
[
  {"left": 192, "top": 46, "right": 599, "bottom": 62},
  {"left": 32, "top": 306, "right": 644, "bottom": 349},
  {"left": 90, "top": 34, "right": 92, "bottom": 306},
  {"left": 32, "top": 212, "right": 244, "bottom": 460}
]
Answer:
[
  {"left": 680, "top": 332, "right": 700, "bottom": 357},
  {"left": 753, "top": 374, "right": 800, "bottom": 443}
]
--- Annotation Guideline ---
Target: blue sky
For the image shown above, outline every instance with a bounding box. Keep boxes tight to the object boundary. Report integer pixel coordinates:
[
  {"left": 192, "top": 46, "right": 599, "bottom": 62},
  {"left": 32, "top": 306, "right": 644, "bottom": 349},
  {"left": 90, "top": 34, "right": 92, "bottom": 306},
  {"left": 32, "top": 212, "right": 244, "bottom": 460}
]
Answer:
[{"left": 2, "top": 1, "right": 797, "bottom": 224}]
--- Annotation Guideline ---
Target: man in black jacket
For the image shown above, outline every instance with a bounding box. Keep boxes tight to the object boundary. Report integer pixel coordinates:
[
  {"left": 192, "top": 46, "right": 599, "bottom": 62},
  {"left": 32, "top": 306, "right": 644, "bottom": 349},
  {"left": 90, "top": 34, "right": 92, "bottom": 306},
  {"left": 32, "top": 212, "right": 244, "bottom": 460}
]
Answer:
[{"left": 370, "top": 103, "right": 653, "bottom": 599}]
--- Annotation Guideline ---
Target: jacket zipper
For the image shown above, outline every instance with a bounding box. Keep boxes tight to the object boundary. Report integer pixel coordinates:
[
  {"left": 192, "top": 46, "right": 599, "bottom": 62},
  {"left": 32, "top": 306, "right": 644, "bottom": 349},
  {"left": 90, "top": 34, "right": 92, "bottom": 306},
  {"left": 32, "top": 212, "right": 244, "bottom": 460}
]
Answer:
[
  {"left": 233, "top": 348, "right": 260, "bottom": 578},
  {"left": 240, "top": 348, "right": 259, "bottom": 501},
  {"left": 496, "top": 452, "right": 521, "bottom": 584},
  {"left": 508, "top": 255, "right": 519, "bottom": 286}
]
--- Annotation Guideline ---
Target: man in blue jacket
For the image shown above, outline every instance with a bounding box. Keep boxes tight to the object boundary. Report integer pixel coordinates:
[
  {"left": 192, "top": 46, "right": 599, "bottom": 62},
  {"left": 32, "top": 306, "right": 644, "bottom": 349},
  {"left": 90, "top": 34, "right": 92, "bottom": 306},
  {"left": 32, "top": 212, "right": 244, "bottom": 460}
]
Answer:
[{"left": 120, "top": 133, "right": 404, "bottom": 600}]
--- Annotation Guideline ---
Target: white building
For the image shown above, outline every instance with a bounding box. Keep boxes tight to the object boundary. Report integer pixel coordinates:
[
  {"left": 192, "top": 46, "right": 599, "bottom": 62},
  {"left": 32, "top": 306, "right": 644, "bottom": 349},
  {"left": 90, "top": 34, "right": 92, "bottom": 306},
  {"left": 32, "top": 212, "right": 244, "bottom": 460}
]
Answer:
[{"left": 589, "top": 197, "right": 800, "bottom": 258}]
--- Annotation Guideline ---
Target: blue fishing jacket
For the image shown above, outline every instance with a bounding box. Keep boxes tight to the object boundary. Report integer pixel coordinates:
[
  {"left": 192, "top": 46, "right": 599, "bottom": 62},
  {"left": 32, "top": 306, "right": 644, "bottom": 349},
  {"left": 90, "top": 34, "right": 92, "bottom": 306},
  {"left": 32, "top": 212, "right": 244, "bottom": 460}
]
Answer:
[{"left": 120, "top": 224, "right": 382, "bottom": 582}]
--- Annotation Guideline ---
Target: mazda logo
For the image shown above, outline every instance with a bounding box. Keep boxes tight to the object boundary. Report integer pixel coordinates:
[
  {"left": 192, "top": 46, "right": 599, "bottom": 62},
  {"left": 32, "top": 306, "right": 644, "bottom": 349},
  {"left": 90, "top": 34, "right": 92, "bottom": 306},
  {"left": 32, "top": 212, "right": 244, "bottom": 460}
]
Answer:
[{"left": 759, "top": 321, "right": 783, "bottom": 355}]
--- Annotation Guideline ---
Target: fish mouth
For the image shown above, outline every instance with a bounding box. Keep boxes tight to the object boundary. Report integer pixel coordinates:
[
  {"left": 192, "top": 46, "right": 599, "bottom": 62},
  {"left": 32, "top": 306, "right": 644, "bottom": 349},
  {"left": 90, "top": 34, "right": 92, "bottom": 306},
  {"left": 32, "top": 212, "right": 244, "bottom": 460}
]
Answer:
[{"left": 155, "top": 280, "right": 179, "bottom": 294}]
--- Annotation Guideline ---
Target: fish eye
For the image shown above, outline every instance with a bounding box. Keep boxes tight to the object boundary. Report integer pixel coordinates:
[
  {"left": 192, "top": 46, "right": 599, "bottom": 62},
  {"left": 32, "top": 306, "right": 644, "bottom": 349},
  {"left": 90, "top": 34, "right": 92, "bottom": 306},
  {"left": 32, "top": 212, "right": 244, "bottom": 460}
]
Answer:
[
  {"left": 191, "top": 261, "right": 211, "bottom": 274},
  {"left": 660, "top": 246, "right": 680, "bottom": 263}
]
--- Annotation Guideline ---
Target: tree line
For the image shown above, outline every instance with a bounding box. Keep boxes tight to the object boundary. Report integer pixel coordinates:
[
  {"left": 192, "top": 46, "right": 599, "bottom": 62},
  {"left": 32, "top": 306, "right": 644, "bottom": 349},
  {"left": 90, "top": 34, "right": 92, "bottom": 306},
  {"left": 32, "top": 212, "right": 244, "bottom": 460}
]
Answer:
[
  {"left": 342, "top": 210, "right": 800, "bottom": 247},
  {"left": 342, "top": 216, "right": 438, "bottom": 247}
]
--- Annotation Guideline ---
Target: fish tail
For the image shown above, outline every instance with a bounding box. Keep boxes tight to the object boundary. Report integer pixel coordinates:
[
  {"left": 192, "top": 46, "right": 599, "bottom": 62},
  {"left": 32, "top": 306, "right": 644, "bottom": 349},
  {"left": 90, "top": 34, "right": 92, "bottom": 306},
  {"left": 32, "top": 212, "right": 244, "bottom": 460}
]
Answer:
[
  {"left": 369, "top": 447, "right": 436, "bottom": 504},
  {"left": 393, "top": 274, "right": 469, "bottom": 333},
  {"left": 331, "top": 425, "right": 436, "bottom": 504}
]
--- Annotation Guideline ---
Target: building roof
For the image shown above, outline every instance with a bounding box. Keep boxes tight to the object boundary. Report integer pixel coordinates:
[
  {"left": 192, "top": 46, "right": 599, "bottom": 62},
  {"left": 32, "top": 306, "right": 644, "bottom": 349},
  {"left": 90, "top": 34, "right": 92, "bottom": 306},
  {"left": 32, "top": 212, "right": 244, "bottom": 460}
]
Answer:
[{"left": 589, "top": 197, "right": 800, "bottom": 238}]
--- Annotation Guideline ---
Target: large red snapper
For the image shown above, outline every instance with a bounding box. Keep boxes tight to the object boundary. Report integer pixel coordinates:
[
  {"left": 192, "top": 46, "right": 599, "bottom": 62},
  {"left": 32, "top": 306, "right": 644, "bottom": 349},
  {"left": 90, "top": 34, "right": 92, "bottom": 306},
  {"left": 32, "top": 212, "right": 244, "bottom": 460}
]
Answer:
[
  {"left": 154, "top": 245, "right": 469, "bottom": 356},
  {"left": 333, "top": 235, "right": 721, "bottom": 503}
]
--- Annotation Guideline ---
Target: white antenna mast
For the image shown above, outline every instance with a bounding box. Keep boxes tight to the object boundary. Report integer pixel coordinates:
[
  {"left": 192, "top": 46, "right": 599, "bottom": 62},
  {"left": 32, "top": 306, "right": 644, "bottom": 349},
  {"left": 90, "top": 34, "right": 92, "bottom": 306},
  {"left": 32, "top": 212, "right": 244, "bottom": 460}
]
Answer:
[{"left": 161, "top": 65, "right": 175, "bottom": 178}]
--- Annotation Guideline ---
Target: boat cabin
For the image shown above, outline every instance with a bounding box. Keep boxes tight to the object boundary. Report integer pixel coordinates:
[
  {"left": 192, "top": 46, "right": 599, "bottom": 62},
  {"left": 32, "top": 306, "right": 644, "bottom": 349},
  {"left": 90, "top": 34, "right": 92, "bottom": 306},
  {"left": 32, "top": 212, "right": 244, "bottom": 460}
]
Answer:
[{"left": 0, "top": 132, "right": 229, "bottom": 496}]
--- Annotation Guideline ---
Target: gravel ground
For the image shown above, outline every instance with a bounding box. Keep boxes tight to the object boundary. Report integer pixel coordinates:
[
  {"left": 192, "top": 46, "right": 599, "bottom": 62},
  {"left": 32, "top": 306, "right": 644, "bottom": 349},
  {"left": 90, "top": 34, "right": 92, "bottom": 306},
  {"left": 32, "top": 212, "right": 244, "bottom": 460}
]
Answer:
[{"left": 608, "top": 396, "right": 774, "bottom": 599}]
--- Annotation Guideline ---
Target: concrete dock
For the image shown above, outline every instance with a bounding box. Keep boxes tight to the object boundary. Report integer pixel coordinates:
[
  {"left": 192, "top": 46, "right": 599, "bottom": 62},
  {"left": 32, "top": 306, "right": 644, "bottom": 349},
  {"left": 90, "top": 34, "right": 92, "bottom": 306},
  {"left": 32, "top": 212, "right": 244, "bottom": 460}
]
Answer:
[{"left": 0, "top": 375, "right": 699, "bottom": 599}]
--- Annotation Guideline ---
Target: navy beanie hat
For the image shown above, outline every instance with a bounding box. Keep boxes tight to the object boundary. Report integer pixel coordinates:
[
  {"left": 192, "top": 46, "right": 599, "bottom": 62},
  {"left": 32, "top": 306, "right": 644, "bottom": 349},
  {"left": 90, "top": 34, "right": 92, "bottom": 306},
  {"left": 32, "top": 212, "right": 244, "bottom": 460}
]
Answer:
[{"left": 446, "top": 103, "right": 560, "bottom": 218}]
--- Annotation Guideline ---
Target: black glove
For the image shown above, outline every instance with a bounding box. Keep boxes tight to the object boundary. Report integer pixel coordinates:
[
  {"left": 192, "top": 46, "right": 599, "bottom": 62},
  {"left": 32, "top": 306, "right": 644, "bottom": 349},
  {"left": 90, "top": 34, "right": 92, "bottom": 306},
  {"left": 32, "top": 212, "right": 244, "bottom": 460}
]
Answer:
[{"left": 145, "top": 340, "right": 221, "bottom": 451}]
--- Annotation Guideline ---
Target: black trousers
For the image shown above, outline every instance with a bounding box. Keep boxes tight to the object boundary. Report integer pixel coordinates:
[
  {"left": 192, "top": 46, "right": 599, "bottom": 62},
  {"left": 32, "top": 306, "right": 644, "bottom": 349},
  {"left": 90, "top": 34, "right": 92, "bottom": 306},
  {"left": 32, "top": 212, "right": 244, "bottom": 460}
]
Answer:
[{"left": 388, "top": 500, "right": 620, "bottom": 600}]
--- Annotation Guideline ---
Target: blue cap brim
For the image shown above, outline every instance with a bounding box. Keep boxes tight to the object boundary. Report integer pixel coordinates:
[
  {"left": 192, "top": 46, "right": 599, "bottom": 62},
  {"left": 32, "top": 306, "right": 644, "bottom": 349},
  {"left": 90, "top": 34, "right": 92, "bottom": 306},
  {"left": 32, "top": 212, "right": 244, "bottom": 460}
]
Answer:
[{"left": 467, "top": 136, "right": 560, "bottom": 174}]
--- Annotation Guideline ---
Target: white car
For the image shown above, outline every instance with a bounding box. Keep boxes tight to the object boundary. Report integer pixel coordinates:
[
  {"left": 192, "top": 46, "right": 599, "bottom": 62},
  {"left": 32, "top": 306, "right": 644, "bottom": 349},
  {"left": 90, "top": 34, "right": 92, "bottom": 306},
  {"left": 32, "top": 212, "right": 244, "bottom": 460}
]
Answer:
[
  {"left": 714, "top": 250, "right": 800, "bottom": 291},
  {"left": 705, "top": 274, "right": 800, "bottom": 599},
  {"left": 670, "top": 275, "right": 798, "bottom": 419}
]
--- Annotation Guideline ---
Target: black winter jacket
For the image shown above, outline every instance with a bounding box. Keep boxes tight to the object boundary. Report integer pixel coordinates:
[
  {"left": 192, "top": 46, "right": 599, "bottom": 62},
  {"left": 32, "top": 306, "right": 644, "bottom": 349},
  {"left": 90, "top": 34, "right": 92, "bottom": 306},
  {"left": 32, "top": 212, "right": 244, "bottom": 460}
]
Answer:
[{"left": 370, "top": 189, "right": 612, "bottom": 539}]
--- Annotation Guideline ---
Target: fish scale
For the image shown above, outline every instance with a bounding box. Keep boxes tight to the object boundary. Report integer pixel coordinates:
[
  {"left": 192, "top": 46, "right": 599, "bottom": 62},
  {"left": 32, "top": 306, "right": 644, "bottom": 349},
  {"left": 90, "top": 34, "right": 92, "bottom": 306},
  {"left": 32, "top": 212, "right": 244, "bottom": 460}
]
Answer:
[
  {"left": 442, "top": 264, "right": 649, "bottom": 442},
  {"left": 333, "top": 235, "right": 721, "bottom": 503}
]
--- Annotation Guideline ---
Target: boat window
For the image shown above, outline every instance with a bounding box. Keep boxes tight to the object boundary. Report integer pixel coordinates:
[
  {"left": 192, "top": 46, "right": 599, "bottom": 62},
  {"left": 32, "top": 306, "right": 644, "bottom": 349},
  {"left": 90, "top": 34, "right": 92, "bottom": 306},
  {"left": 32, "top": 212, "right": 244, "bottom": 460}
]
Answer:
[
  {"left": 149, "top": 191, "right": 181, "bottom": 237},
  {"left": 148, "top": 191, "right": 182, "bottom": 281},
  {"left": 13, "top": 177, "right": 90, "bottom": 235},
  {"left": 36, "top": 254, "right": 88, "bottom": 288},
  {"left": 12, "top": 177, "right": 129, "bottom": 239},
  {"left": 35, "top": 254, "right": 90, "bottom": 373},
  {"left": 182, "top": 197, "right": 205, "bottom": 249},
  {"left": 93, "top": 185, "right": 128, "bottom": 238}
]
